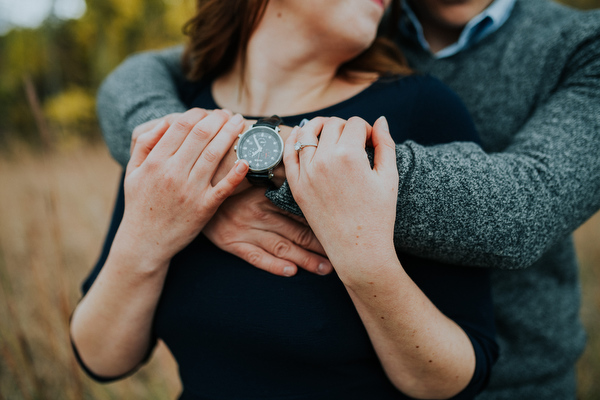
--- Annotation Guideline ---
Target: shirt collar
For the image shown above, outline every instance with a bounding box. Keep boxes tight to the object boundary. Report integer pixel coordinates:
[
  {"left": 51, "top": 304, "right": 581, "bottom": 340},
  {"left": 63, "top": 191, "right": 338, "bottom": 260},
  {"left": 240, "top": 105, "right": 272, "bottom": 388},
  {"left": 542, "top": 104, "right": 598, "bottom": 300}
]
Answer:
[{"left": 400, "top": 0, "right": 516, "bottom": 59}]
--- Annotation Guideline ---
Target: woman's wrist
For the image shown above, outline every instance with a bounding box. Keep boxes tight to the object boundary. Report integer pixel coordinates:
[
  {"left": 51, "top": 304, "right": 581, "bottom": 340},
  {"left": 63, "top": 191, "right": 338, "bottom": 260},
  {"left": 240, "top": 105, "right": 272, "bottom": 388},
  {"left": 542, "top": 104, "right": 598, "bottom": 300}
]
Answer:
[
  {"left": 109, "top": 225, "right": 172, "bottom": 275},
  {"left": 331, "top": 246, "right": 402, "bottom": 289}
]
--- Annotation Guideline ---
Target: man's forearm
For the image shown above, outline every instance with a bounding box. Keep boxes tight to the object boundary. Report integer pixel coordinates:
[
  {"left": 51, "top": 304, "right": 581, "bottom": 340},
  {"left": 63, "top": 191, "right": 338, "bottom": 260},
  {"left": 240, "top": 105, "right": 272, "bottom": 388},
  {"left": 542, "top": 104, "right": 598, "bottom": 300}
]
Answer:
[{"left": 97, "top": 46, "right": 187, "bottom": 167}]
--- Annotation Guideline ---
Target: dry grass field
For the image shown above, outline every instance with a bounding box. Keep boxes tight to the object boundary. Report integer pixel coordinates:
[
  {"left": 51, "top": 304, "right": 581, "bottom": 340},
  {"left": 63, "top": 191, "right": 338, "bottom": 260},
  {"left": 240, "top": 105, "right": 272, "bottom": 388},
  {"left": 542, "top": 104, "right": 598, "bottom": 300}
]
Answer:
[{"left": 0, "top": 144, "right": 598, "bottom": 399}]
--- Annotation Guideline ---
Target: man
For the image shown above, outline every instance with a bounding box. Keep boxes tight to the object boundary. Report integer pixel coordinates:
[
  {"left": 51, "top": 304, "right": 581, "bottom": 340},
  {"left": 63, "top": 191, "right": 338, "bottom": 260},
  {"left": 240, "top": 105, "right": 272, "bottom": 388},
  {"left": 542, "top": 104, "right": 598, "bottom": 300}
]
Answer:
[{"left": 95, "top": 0, "right": 600, "bottom": 398}]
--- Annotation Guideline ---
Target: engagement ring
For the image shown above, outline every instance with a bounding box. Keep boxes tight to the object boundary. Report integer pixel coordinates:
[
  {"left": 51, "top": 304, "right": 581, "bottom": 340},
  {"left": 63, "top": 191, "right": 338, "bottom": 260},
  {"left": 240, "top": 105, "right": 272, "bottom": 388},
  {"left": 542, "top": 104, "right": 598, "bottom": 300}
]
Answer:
[{"left": 294, "top": 142, "right": 318, "bottom": 152}]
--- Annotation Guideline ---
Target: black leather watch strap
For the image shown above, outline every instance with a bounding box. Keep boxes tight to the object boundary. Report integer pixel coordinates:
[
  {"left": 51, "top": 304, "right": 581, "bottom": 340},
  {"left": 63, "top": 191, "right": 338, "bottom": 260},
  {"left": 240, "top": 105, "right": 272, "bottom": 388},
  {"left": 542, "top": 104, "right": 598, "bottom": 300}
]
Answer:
[
  {"left": 246, "top": 171, "right": 276, "bottom": 186},
  {"left": 254, "top": 115, "right": 283, "bottom": 129}
]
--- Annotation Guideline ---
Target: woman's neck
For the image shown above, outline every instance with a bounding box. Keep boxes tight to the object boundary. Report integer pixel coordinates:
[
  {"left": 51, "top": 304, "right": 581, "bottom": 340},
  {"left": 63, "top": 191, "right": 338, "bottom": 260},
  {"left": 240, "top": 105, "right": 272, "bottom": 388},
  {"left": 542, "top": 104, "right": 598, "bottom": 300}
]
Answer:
[{"left": 212, "top": 7, "right": 375, "bottom": 117}]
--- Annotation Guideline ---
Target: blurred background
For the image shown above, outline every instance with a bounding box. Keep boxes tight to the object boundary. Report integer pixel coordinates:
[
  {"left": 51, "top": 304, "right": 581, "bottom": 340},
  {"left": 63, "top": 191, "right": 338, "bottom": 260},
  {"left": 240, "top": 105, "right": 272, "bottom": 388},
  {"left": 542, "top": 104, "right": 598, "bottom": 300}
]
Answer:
[{"left": 0, "top": 0, "right": 599, "bottom": 398}]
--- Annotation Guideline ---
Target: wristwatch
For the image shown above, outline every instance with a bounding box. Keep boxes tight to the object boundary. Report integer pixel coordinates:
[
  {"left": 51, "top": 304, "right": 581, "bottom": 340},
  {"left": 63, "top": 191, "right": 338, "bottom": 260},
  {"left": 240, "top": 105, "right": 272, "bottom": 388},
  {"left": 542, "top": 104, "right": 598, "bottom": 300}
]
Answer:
[{"left": 235, "top": 115, "right": 284, "bottom": 186}]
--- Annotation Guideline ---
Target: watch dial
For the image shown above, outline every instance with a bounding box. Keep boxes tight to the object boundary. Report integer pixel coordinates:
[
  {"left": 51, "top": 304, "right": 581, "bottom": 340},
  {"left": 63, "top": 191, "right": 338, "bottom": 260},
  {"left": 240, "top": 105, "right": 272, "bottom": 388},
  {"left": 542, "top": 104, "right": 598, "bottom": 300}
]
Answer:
[{"left": 238, "top": 127, "right": 283, "bottom": 171}]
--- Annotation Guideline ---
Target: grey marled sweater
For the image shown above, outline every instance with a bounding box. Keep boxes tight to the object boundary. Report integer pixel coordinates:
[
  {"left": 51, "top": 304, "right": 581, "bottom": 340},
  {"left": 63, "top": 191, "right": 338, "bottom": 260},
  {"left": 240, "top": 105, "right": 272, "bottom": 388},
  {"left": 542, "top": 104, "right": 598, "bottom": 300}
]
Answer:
[{"left": 96, "top": 0, "right": 600, "bottom": 398}]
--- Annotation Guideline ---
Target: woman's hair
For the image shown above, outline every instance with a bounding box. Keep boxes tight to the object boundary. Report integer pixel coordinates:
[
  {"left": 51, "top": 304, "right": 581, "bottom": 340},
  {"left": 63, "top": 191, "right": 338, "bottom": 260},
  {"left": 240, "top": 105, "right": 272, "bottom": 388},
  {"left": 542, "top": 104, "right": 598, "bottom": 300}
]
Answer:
[{"left": 181, "top": 0, "right": 411, "bottom": 82}]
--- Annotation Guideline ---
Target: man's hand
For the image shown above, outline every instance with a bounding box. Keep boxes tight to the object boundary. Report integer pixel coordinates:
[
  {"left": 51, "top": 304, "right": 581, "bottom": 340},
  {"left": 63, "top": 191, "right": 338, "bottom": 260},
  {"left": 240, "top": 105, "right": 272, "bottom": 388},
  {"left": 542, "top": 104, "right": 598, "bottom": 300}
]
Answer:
[{"left": 203, "top": 187, "right": 333, "bottom": 277}]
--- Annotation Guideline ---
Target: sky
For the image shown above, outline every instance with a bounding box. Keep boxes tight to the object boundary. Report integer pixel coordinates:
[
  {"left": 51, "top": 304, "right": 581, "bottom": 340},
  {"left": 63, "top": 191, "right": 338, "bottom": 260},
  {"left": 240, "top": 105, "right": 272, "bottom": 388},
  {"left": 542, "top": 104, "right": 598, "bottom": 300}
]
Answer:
[{"left": 0, "top": 0, "right": 86, "bottom": 35}]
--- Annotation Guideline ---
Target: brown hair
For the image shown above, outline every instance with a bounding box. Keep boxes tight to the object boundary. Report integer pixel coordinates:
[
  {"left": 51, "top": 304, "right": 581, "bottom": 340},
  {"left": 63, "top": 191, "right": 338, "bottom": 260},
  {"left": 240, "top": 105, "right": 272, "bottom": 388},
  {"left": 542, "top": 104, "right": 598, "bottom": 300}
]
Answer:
[{"left": 181, "top": 0, "right": 411, "bottom": 82}]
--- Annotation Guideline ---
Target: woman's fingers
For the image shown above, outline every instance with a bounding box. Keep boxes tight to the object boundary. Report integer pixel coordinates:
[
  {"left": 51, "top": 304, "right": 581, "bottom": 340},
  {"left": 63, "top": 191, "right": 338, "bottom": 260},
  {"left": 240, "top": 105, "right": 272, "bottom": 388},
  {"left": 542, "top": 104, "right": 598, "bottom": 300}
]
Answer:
[
  {"left": 317, "top": 117, "right": 345, "bottom": 148},
  {"left": 175, "top": 110, "right": 231, "bottom": 171},
  {"left": 130, "top": 113, "right": 183, "bottom": 155},
  {"left": 208, "top": 159, "right": 249, "bottom": 206},
  {"left": 338, "top": 116, "right": 370, "bottom": 149},
  {"left": 127, "top": 119, "right": 169, "bottom": 175},
  {"left": 371, "top": 116, "right": 397, "bottom": 176},
  {"left": 283, "top": 126, "right": 302, "bottom": 185},
  {"left": 295, "top": 118, "right": 325, "bottom": 163},
  {"left": 148, "top": 108, "right": 210, "bottom": 159},
  {"left": 188, "top": 113, "right": 245, "bottom": 183}
]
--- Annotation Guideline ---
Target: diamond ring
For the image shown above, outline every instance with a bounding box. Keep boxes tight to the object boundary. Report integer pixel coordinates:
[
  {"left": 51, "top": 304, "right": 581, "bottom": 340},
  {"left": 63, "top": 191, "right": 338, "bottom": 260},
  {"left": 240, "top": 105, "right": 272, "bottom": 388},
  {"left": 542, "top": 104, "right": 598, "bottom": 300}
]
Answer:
[{"left": 294, "top": 142, "right": 318, "bottom": 152}]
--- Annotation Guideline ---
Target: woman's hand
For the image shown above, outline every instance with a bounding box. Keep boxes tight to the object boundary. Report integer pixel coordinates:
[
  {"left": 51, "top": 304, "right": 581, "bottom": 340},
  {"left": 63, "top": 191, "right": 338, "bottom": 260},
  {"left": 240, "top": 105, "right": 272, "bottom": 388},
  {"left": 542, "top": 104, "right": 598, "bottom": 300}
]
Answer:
[
  {"left": 129, "top": 112, "right": 330, "bottom": 277},
  {"left": 117, "top": 108, "right": 249, "bottom": 268},
  {"left": 70, "top": 108, "right": 249, "bottom": 378},
  {"left": 284, "top": 116, "right": 399, "bottom": 278},
  {"left": 284, "top": 116, "right": 476, "bottom": 399}
]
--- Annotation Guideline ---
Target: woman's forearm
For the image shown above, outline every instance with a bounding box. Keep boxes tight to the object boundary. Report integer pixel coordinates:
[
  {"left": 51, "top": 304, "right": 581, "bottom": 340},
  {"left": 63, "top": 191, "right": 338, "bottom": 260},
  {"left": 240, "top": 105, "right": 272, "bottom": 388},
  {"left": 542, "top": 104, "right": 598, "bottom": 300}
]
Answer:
[
  {"left": 71, "top": 110, "right": 249, "bottom": 378},
  {"left": 70, "top": 229, "right": 170, "bottom": 378},
  {"left": 285, "top": 118, "right": 479, "bottom": 399},
  {"left": 338, "top": 252, "right": 475, "bottom": 399}
]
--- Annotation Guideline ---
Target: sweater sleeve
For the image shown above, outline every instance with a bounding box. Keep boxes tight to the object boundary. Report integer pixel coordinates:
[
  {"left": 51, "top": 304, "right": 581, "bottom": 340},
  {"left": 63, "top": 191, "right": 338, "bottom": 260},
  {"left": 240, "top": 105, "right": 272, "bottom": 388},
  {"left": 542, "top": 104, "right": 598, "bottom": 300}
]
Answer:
[
  {"left": 268, "top": 35, "right": 600, "bottom": 270},
  {"left": 96, "top": 46, "right": 187, "bottom": 167},
  {"left": 389, "top": 36, "right": 600, "bottom": 269}
]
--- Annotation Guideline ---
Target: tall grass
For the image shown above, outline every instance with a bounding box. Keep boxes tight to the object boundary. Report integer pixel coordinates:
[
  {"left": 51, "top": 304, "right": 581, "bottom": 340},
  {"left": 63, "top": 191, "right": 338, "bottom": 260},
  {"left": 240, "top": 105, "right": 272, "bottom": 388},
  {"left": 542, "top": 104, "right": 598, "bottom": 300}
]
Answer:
[
  {"left": 0, "top": 145, "right": 180, "bottom": 399},
  {"left": 0, "top": 144, "right": 598, "bottom": 398}
]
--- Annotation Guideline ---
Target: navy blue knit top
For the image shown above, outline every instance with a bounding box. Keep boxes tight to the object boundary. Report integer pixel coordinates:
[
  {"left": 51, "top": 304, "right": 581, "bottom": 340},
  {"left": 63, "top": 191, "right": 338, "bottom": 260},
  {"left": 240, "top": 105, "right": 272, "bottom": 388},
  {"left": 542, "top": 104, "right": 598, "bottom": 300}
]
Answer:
[{"left": 80, "top": 74, "right": 498, "bottom": 399}]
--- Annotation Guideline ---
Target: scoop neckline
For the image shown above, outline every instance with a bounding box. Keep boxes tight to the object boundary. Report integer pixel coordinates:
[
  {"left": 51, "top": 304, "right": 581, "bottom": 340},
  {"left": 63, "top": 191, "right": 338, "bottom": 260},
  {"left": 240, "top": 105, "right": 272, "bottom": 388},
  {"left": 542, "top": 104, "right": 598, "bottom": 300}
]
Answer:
[{"left": 206, "top": 77, "right": 395, "bottom": 122}]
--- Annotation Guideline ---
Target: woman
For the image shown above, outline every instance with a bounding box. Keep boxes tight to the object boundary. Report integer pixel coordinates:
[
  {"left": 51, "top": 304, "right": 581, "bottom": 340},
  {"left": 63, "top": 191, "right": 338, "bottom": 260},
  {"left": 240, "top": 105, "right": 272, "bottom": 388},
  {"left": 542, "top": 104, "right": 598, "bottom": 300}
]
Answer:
[{"left": 70, "top": 0, "right": 497, "bottom": 399}]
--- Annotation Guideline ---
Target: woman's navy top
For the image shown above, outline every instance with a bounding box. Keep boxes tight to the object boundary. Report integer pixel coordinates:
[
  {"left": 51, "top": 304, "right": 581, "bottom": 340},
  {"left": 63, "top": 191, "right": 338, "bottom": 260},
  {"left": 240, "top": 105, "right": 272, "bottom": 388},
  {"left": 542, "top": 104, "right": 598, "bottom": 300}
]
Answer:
[{"left": 80, "top": 74, "right": 498, "bottom": 399}]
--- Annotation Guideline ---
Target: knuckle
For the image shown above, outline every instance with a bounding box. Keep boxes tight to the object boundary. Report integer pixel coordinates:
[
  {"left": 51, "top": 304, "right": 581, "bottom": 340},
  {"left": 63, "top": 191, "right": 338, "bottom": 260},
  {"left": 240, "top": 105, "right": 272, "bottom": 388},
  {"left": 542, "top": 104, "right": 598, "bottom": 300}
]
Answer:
[
  {"left": 347, "top": 116, "right": 366, "bottom": 126},
  {"left": 212, "top": 109, "right": 229, "bottom": 119},
  {"left": 132, "top": 127, "right": 143, "bottom": 138},
  {"left": 191, "top": 126, "right": 212, "bottom": 141},
  {"left": 187, "top": 108, "right": 207, "bottom": 120},
  {"left": 215, "top": 229, "right": 236, "bottom": 246},
  {"left": 250, "top": 206, "right": 270, "bottom": 222},
  {"left": 201, "top": 147, "right": 219, "bottom": 163},
  {"left": 143, "top": 156, "right": 161, "bottom": 171},
  {"left": 272, "top": 240, "right": 291, "bottom": 257},
  {"left": 136, "top": 132, "right": 152, "bottom": 146},
  {"left": 174, "top": 119, "right": 194, "bottom": 132},
  {"left": 295, "top": 226, "right": 315, "bottom": 248},
  {"left": 246, "top": 251, "right": 262, "bottom": 266},
  {"left": 333, "top": 147, "right": 356, "bottom": 163},
  {"left": 328, "top": 116, "right": 345, "bottom": 126},
  {"left": 313, "top": 157, "right": 329, "bottom": 171},
  {"left": 212, "top": 186, "right": 230, "bottom": 203},
  {"left": 161, "top": 171, "right": 179, "bottom": 188},
  {"left": 300, "top": 254, "right": 317, "bottom": 270}
]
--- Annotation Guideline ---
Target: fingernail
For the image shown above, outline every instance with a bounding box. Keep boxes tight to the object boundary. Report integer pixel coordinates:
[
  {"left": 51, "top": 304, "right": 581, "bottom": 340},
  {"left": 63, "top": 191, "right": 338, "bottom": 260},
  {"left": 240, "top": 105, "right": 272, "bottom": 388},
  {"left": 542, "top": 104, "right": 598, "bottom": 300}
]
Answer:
[
  {"left": 235, "top": 159, "right": 248, "bottom": 173},
  {"left": 317, "top": 262, "right": 332, "bottom": 275},
  {"left": 378, "top": 116, "right": 389, "bottom": 133},
  {"left": 230, "top": 113, "right": 244, "bottom": 125},
  {"left": 299, "top": 118, "right": 310, "bottom": 128},
  {"left": 283, "top": 266, "right": 296, "bottom": 277}
]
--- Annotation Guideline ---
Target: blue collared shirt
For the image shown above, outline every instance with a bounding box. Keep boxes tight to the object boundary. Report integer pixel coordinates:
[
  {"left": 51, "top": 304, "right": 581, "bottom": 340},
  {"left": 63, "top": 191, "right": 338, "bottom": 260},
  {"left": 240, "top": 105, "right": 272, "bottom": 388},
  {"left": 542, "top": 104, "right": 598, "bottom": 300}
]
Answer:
[{"left": 400, "top": 0, "right": 516, "bottom": 58}]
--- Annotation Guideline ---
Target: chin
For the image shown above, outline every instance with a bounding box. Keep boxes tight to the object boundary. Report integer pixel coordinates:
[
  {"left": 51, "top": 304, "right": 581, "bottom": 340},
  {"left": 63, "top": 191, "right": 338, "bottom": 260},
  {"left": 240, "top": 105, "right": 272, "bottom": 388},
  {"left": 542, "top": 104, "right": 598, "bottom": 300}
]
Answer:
[{"left": 432, "top": 0, "right": 494, "bottom": 28}]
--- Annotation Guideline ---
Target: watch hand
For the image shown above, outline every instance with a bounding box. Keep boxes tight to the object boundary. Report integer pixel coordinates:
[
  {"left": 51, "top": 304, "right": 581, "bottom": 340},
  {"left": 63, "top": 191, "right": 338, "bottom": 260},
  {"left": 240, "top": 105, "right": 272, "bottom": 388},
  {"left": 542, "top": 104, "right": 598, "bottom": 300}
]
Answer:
[
  {"left": 251, "top": 148, "right": 261, "bottom": 157},
  {"left": 253, "top": 136, "right": 262, "bottom": 150}
]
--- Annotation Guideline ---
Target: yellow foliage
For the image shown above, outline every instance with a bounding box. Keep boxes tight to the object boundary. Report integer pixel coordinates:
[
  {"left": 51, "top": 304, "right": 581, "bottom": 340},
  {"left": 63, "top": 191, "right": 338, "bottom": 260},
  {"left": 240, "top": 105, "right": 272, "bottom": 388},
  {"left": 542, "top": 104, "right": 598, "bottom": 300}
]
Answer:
[
  {"left": 109, "top": 0, "right": 144, "bottom": 20},
  {"left": 164, "top": 0, "right": 195, "bottom": 34},
  {"left": 44, "top": 87, "right": 96, "bottom": 127}
]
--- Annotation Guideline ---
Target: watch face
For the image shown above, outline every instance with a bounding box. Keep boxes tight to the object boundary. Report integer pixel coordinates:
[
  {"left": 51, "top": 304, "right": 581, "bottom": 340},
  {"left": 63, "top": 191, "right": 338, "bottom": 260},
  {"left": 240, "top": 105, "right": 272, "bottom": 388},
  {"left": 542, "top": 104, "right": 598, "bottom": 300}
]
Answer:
[{"left": 237, "top": 127, "right": 284, "bottom": 171}]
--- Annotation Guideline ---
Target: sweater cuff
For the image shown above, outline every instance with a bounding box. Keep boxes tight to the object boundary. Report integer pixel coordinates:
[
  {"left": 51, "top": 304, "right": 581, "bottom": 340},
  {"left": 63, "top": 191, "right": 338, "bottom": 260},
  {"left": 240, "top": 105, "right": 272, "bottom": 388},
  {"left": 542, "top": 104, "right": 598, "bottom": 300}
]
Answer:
[{"left": 265, "top": 146, "right": 387, "bottom": 214}]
